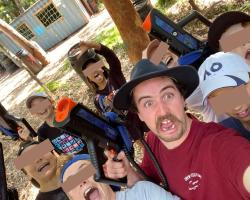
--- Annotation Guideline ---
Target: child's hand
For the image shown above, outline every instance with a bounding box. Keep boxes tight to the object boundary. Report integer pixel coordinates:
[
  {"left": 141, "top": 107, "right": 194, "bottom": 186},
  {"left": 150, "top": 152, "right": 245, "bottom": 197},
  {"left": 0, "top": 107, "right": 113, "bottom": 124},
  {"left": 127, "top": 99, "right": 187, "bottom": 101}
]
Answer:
[
  {"left": 18, "top": 127, "right": 32, "bottom": 141},
  {"left": 79, "top": 41, "right": 101, "bottom": 51}
]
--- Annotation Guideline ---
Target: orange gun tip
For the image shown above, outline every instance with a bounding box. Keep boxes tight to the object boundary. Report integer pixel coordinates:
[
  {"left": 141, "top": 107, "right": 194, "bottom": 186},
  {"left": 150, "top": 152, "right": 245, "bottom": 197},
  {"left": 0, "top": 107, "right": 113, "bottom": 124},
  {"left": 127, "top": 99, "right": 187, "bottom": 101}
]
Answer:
[{"left": 55, "top": 97, "right": 77, "bottom": 122}]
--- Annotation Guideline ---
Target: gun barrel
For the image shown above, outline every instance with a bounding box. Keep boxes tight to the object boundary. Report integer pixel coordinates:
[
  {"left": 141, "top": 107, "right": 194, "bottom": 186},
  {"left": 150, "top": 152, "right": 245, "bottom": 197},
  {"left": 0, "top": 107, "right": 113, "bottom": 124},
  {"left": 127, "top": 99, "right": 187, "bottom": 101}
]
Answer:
[
  {"left": 4, "top": 114, "right": 37, "bottom": 138},
  {"left": 0, "top": 143, "right": 8, "bottom": 200},
  {"left": 177, "top": 10, "right": 211, "bottom": 28}
]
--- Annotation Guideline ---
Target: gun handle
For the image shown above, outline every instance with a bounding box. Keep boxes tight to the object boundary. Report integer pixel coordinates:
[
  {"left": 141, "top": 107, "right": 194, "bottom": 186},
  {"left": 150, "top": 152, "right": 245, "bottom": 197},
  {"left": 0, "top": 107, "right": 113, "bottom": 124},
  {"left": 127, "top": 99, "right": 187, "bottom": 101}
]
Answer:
[
  {"left": 87, "top": 139, "right": 128, "bottom": 187},
  {"left": 4, "top": 114, "right": 37, "bottom": 138},
  {"left": 177, "top": 10, "right": 211, "bottom": 28},
  {"left": 21, "top": 119, "right": 37, "bottom": 138}
]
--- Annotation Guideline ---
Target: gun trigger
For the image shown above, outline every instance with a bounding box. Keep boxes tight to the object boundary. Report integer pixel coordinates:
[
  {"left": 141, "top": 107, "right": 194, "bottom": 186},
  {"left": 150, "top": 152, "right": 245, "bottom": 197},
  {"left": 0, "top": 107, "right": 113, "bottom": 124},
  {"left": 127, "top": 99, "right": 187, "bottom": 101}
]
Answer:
[
  {"left": 17, "top": 126, "right": 23, "bottom": 131},
  {"left": 112, "top": 155, "right": 122, "bottom": 162},
  {"left": 110, "top": 149, "right": 116, "bottom": 155},
  {"left": 107, "top": 149, "right": 120, "bottom": 162}
]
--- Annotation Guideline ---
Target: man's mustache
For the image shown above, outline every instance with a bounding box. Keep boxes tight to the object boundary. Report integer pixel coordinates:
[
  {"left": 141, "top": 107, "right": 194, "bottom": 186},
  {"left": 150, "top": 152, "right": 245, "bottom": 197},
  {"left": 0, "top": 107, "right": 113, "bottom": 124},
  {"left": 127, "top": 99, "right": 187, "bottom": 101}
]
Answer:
[{"left": 156, "top": 114, "right": 182, "bottom": 130}]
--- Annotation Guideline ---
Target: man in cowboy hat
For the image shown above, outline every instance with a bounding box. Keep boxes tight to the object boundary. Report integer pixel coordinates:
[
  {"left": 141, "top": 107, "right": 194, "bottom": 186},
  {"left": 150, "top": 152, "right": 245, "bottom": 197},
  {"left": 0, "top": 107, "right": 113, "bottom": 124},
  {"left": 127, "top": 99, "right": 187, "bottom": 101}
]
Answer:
[{"left": 103, "top": 59, "right": 250, "bottom": 199}]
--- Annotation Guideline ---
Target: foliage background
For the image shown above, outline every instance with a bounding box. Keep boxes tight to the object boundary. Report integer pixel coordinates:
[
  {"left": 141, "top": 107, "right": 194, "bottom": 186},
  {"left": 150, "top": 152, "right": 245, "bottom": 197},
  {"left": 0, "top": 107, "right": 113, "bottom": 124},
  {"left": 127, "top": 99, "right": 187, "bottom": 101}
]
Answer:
[{"left": 0, "top": 0, "right": 37, "bottom": 23}]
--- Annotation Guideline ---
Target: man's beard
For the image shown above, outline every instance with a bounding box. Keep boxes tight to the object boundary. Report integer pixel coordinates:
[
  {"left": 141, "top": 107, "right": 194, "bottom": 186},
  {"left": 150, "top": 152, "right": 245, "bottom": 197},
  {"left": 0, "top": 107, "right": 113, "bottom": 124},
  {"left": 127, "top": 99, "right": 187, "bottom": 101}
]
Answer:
[{"left": 156, "top": 113, "right": 187, "bottom": 142}]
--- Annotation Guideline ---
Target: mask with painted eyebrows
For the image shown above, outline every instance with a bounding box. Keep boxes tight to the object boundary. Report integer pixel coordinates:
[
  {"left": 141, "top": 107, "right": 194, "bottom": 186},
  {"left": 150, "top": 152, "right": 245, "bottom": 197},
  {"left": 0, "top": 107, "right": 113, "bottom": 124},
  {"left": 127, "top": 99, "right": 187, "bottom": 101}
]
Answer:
[{"left": 62, "top": 160, "right": 114, "bottom": 200}]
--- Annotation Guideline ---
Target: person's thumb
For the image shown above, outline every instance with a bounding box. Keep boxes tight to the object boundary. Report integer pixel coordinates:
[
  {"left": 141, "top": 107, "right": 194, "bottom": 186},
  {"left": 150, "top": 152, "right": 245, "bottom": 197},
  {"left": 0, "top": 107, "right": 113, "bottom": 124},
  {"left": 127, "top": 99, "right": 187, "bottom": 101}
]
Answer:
[
  {"left": 104, "top": 149, "right": 117, "bottom": 160},
  {"left": 117, "top": 151, "right": 131, "bottom": 170},
  {"left": 116, "top": 151, "right": 125, "bottom": 160}
]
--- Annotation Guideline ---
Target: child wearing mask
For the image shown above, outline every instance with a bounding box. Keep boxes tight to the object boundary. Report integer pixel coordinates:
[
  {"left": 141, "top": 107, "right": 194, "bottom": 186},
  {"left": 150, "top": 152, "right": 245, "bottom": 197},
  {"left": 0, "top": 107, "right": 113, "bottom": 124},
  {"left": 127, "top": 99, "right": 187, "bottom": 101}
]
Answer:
[{"left": 19, "top": 92, "right": 88, "bottom": 154}]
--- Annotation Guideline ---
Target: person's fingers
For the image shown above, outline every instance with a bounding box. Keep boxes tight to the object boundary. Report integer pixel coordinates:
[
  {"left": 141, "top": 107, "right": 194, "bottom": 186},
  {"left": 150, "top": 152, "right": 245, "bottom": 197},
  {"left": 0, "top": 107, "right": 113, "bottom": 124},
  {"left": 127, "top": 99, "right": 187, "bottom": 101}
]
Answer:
[
  {"left": 18, "top": 127, "right": 31, "bottom": 140},
  {"left": 79, "top": 40, "right": 88, "bottom": 46},
  {"left": 150, "top": 39, "right": 160, "bottom": 48},
  {"left": 103, "top": 166, "right": 126, "bottom": 179},
  {"left": 106, "top": 172, "right": 127, "bottom": 179},
  {"left": 77, "top": 46, "right": 88, "bottom": 59},
  {"left": 105, "top": 167, "right": 127, "bottom": 179},
  {"left": 142, "top": 48, "right": 148, "bottom": 59},
  {"left": 116, "top": 151, "right": 126, "bottom": 160},
  {"left": 116, "top": 151, "right": 131, "bottom": 170},
  {"left": 104, "top": 149, "right": 117, "bottom": 160},
  {"left": 103, "top": 152, "right": 128, "bottom": 179},
  {"left": 102, "top": 163, "right": 108, "bottom": 177},
  {"left": 142, "top": 39, "right": 160, "bottom": 59},
  {"left": 80, "top": 41, "right": 97, "bottom": 49},
  {"left": 17, "top": 128, "right": 23, "bottom": 134},
  {"left": 106, "top": 158, "right": 125, "bottom": 169},
  {"left": 147, "top": 39, "right": 160, "bottom": 56}
]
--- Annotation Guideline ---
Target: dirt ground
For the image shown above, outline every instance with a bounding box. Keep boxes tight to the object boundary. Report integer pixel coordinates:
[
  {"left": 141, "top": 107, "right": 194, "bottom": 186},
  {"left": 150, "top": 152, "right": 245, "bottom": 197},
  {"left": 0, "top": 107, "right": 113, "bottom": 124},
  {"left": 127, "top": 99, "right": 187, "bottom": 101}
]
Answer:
[
  {"left": 0, "top": 9, "right": 118, "bottom": 200},
  {"left": 0, "top": 1, "right": 249, "bottom": 199},
  {"left": 0, "top": 9, "right": 133, "bottom": 199}
]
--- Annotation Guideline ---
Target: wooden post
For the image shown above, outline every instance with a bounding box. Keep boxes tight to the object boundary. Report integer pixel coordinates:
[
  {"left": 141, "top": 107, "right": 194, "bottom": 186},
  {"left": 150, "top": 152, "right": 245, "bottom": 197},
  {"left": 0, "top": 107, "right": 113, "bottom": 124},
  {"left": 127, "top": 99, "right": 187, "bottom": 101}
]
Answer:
[
  {"left": 81, "top": 0, "right": 94, "bottom": 15},
  {"left": 102, "top": 0, "right": 150, "bottom": 64},
  {"left": 0, "top": 103, "right": 18, "bottom": 131},
  {"left": 0, "top": 45, "right": 54, "bottom": 99},
  {"left": 0, "top": 19, "right": 49, "bottom": 66}
]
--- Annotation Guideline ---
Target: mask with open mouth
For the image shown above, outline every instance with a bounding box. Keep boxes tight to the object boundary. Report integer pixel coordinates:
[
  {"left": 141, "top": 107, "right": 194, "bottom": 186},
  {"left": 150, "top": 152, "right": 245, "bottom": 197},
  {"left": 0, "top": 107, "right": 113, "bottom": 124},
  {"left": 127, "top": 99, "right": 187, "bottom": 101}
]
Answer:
[
  {"left": 84, "top": 187, "right": 101, "bottom": 200},
  {"left": 90, "top": 70, "right": 105, "bottom": 83},
  {"left": 29, "top": 99, "right": 52, "bottom": 117},
  {"left": 245, "top": 49, "right": 250, "bottom": 61},
  {"left": 94, "top": 72, "right": 102, "bottom": 80},
  {"left": 37, "top": 162, "right": 50, "bottom": 173},
  {"left": 61, "top": 158, "right": 115, "bottom": 200},
  {"left": 162, "top": 55, "right": 173, "bottom": 65},
  {"left": 161, "top": 53, "right": 178, "bottom": 68},
  {"left": 231, "top": 107, "right": 250, "bottom": 120}
]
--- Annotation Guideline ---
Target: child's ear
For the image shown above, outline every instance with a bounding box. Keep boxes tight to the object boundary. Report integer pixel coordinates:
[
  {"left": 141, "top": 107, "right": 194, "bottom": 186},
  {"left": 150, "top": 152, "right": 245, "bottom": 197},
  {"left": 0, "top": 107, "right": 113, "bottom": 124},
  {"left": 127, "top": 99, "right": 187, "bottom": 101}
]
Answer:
[
  {"left": 27, "top": 174, "right": 33, "bottom": 181},
  {"left": 98, "top": 68, "right": 104, "bottom": 73},
  {"left": 50, "top": 98, "right": 55, "bottom": 106},
  {"left": 52, "top": 150, "right": 60, "bottom": 157}
]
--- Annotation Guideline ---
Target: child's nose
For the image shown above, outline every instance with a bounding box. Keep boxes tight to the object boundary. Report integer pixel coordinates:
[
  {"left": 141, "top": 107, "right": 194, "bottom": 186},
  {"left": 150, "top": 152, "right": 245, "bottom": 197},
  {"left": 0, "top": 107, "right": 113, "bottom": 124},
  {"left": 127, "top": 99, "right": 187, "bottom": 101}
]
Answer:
[
  {"left": 80, "top": 181, "right": 87, "bottom": 187},
  {"left": 234, "top": 105, "right": 242, "bottom": 111}
]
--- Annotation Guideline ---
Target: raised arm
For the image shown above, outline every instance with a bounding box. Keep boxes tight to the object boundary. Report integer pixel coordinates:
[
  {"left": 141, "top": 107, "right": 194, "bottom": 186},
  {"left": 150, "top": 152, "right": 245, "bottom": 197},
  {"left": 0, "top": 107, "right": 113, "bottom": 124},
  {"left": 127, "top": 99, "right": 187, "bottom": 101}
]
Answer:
[
  {"left": 211, "top": 130, "right": 250, "bottom": 197},
  {"left": 103, "top": 151, "right": 144, "bottom": 187},
  {"left": 79, "top": 41, "right": 126, "bottom": 84},
  {"left": 94, "top": 44, "right": 121, "bottom": 72},
  {"left": 243, "top": 166, "right": 250, "bottom": 193}
]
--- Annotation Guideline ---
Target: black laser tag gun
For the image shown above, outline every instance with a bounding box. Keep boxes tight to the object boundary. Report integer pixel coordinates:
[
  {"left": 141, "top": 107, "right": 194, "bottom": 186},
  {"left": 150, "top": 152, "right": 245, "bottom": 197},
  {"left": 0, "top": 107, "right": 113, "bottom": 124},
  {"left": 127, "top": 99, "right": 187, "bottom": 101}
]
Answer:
[
  {"left": 0, "top": 143, "right": 19, "bottom": 200},
  {"left": 4, "top": 114, "right": 37, "bottom": 138},
  {"left": 143, "top": 8, "right": 211, "bottom": 55},
  {"left": 53, "top": 98, "right": 147, "bottom": 187}
]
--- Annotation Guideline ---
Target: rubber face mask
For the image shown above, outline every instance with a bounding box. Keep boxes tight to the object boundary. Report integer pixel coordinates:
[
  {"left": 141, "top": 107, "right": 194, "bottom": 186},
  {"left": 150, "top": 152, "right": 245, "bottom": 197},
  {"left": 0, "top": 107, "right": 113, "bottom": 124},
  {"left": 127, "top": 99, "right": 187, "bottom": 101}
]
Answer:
[
  {"left": 82, "top": 60, "right": 106, "bottom": 84},
  {"left": 62, "top": 160, "right": 112, "bottom": 200},
  {"left": 142, "top": 39, "right": 178, "bottom": 68},
  {"left": 29, "top": 98, "right": 54, "bottom": 120}
]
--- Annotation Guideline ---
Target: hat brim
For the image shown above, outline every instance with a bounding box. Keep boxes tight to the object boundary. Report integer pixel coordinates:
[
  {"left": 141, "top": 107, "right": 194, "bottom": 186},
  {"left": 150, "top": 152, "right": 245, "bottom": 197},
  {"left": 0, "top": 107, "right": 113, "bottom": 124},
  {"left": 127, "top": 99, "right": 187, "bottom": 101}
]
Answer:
[
  {"left": 201, "top": 72, "right": 249, "bottom": 103},
  {"left": 113, "top": 66, "right": 199, "bottom": 110},
  {"left": 26, "top": 92, "right": 49, "bottom": 108}
]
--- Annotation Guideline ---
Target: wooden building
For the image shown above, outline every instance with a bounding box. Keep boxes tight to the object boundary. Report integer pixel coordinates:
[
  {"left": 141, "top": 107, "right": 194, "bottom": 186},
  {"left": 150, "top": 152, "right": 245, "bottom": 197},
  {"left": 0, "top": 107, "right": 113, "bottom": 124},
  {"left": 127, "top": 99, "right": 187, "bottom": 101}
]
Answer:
[{"left": 0, "top": 0, "right": 90, "bottom": 54}]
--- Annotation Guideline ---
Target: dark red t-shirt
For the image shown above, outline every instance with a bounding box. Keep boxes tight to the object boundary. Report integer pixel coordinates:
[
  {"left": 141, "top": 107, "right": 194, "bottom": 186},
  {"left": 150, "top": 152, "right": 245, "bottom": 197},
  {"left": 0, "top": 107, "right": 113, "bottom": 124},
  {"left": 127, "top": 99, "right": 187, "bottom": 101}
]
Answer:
[{"left": 141, "top": 119, "right": 250, "bottom": 200}]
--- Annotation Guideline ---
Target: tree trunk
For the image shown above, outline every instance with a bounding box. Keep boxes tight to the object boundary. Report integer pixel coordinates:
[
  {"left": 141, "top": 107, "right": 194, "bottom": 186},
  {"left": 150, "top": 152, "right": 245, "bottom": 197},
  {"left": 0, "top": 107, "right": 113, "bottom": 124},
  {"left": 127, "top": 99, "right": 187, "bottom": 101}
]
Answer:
[
  {"left": 0, "top": 45, "right": 53, "bottom": 99},
  {"left": 188, "top": 0, "right": 202, "bottom": 12},
  {"left": 0, "top": 19, "right": 49, "bottom": 66},
  {"left": 102, "top": 0, "right": 150, "bottom": 64}
]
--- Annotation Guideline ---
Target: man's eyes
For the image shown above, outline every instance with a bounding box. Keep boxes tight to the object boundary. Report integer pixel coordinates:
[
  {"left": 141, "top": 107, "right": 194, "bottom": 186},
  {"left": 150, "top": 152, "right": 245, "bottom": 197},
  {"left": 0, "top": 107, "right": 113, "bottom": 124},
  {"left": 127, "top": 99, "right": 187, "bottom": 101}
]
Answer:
[
  {"left": 141, "top": 92, "right": 174, "bottom": 108},
  {"left": 163, "top": 93, "right": 174, "bottom": 101},
  {"left": 143, "top": 100, "right": 153, "bottom": 108}
]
